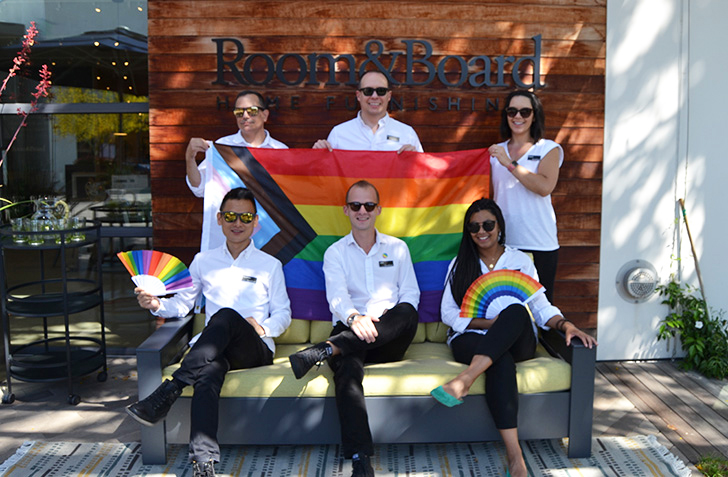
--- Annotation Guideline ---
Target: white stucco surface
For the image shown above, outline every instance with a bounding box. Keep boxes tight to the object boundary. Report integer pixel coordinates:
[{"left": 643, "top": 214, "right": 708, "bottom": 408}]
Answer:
[{"left": 599, "top": 0, "right": 727, "bottom": 360}]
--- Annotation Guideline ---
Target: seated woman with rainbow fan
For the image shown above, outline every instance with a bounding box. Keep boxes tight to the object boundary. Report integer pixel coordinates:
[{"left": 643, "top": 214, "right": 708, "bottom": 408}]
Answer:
[{"left": 431, "top": 198, "right": 597, "bottom": 477}]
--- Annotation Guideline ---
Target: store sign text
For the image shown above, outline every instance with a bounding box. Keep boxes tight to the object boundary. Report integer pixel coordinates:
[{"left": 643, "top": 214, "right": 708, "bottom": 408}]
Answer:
[{"left": 212, "top": 37, "right": 545, "bottom": 89}]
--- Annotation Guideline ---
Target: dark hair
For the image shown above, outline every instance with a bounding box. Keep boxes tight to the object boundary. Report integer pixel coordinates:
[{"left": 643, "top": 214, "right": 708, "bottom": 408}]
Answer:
[
  {"left": 345, "top": 180, "right": 380, "bottom": 203},
  {"left": 235, "top": 90, "right": 267, "bottom": 109},
  {"left": 357, "top": 70, "right": 390, "bottom": 89},
  {"left": 499, "top": 90, "right": 545, "bottom": 142},
  {"left": 220, "top": 187, "right": 256, "bottom": 213},
  {"left": 448, "top": 198, "right": 506, "bottom": 306}
]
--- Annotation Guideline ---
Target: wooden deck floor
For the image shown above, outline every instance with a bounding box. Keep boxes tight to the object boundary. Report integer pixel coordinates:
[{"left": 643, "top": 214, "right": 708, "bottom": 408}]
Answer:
[
  {"left": 594, "top": 360, "right": 728, "bottom": 471},
  {"left": 1, "top": 357, "right": 726, "bottom": 475}
]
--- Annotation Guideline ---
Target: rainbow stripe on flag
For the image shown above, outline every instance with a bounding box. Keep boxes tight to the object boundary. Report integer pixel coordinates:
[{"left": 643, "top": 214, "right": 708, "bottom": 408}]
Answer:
[{"left": 213, "top": 145, "right": 489, "bottom": 322}]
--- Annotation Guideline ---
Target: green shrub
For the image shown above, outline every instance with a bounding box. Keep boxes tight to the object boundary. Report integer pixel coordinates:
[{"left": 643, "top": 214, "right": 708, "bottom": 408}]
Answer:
[
  {"left": 657, "top": 280, "right": 728, "bottom": 379},
  {"left": 697, "top": 454, "right": 728, "bottom": 477}
]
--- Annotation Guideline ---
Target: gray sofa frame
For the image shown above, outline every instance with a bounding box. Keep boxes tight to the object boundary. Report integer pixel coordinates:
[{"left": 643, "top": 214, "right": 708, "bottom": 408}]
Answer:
[{"left": 135, "top": 314, "right": 596, "bottom": 464}]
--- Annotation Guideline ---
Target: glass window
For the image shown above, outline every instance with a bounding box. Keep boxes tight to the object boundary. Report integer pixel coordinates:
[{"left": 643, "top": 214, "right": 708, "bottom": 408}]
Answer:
[
  {"left": 1, "top": 0, "right": 149, "bottom": 203},
  {"left": 1, "top": 0, "right": 151, "bottom": 353}
]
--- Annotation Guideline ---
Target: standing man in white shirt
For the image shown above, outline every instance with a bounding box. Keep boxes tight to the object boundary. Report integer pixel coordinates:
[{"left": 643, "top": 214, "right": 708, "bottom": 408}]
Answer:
[
  {"left": 288, "top": 180, "right": 420, "bottom": 477},
  {"left": 312, "top": 71, "right": 424, "bottom": 153},
  {"left": 186, "top": 90, "right": 288, "bottom": 252},
  {"left": 126, "top": 188, "right": 291, "bottom": 477}
]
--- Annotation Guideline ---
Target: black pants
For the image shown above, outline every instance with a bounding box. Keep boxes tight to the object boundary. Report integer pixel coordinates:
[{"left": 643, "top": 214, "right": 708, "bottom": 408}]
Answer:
[
  {"left": 449, "top": 304, "right": 536, "bottom": 430},
  {"left": 521, "top": 248, "right": 558, "bottom": 303},
  {"left": 172, "top": 307, "right": 273, "bottom": 463},
  {"left": 327, "top": 302, "right": 419, "bottom": 458}
]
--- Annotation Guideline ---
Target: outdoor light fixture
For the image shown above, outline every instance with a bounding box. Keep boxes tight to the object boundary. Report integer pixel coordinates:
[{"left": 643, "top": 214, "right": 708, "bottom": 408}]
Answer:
[{"left": 616, "top": 260, "right": 659, "bottom": 303}]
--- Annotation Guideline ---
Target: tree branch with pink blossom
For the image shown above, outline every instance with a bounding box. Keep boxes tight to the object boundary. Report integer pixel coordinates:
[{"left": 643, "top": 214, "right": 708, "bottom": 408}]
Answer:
[
  {"left": 0, "top": 21, "right": 53, "bottom": 171},
  {"left": 0, "top": 21, "right": 37, "bottom": 95}
]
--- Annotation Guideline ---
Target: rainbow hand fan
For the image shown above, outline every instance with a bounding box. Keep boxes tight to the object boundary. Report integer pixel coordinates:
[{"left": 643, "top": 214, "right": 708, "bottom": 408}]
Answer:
[
  {"left": 460, "top": 269, "right": 545, "bottom": 320},
  {"left": 117, "top": 250, "right": 193, "bottom": 296}
]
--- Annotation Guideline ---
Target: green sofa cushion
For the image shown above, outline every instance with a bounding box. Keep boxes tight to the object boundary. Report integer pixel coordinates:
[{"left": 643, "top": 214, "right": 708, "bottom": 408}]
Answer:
[
  {"left": 193, "top": 316, "right": 312, "bottom": 344},
  {"left": 309, "top": 319, "right": 428, "bottom": 344},
  {"left": 163, "top": 341, "right": 571, "bottom": 399},
  {"left": 275, "top": 318, "right": 310, "bottom": 344},
  {"left": 426, "top": 321, "right": 449, "bottom": 343},
  {"left": 193, "top": 315, "right": 445, "bottom": 345}
]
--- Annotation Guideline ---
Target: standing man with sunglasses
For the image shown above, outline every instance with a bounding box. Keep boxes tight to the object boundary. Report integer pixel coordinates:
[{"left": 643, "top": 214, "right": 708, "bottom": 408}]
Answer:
[
  {"left": 288, "top": 180, "right": 420, "bottom": 477},
  {"left": 186, "top": 90, "right": 288, "bottom": 252},
  {"left": 127, "top": 187, "right": 291, "bottom": 477},
  {"left": 312, "top": 71, "right": 423, "bottom": 153}
]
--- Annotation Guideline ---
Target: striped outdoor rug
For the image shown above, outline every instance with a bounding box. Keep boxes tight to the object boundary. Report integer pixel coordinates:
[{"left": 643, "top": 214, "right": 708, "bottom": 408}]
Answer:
[{"left": 0, "top": 435, "right": 691, "bottom": 476}]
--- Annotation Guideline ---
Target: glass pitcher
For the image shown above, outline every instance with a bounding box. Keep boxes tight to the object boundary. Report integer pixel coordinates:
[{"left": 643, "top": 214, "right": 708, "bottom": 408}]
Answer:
[{"left": 31, "top": 196, "right": 69, "bottom": 237}]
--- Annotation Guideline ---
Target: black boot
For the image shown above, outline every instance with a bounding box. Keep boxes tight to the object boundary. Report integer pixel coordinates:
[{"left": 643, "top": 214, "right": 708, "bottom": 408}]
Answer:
[
  {"left": 126, "top": 379, "right": 182, "bottom": 426},
  {"left": 351, "top": 454, "right": 374, "bottom": 477},
  {"left": 192, "top": 460, "right": 216, "bottom": 477}
]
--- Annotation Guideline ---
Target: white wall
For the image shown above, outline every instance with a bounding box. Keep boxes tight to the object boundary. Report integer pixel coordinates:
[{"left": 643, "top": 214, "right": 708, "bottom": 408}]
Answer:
[
  {"left": 685, "top": 0, "right": 728, "bottom": 341},
  {"left": 598, "top": 0, "right": 728, "bottom": 360}
]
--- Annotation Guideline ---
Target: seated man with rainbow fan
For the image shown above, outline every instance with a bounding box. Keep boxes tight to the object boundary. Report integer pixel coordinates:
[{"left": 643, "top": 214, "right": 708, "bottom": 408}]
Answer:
[
  {"left": 125, "top": 188, "right": 291, "bottom": 477},
  {"left": 431, "top": 198, "right": 597, "bottom": 477}
]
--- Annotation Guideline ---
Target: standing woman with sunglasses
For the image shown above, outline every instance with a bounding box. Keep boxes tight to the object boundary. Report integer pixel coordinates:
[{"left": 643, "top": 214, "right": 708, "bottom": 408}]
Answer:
[
  {"left": 431, "top": 198, "right": 596, "bottom": 477},
  {"left": 488, "top": 90, "right": 563, "bottom": 303}
]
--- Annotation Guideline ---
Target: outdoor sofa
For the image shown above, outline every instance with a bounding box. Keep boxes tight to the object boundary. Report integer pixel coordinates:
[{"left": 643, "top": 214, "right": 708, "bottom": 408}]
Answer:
[{"left": 135, "top": 314, "right": 596, "bottom": 464}]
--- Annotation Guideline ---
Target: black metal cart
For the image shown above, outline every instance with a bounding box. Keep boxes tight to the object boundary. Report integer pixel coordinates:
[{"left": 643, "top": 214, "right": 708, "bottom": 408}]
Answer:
[{"left": 0, "top": 220, "right": 107, "bottom": 405}]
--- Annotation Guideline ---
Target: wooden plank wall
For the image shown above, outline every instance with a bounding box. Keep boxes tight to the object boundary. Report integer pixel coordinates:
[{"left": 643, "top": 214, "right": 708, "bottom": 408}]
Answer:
[{"left": 147, "top": 0, "right": 605, "bottom": 329}]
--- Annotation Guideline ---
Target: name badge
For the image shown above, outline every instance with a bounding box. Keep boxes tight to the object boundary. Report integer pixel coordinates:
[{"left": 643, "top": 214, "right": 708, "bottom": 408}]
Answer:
[
  {"left": 387, "top": 135, "right": 400, "bottom": 142},
  {"left": 527, "top": 155, "right": 541, "bottom": 161},
  {"left": 378, "top": 260, "right": 394, "bottom": 268},
  {"left": 242, "top": 276, "right": 257, "bottom": 283}
]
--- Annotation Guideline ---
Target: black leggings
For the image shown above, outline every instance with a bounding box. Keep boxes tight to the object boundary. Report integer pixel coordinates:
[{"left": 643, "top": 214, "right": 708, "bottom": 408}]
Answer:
[
  {"left": 521, "top": 249, "right": 558, "bottom": 303},
  {"left": 449, "top": 304, "right": 536, "bottom": 429}
]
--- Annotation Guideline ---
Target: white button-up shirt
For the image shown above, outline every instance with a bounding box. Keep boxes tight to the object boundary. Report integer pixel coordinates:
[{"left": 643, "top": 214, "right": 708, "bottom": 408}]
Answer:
[
  {"left": 323, "top": 230, "right": 420, "bottom": 326},
  {"left": 440, "top": 247, "right": 562, "bottom": 344},
  {"left": 326, "top": 112, "right": 424, "bottom": 152},
  {"left": 152, "top": 242, "right": 291, "bottom": 353},
  {"left": 186, "top": 130, "right": 288, "bottom": 252}
]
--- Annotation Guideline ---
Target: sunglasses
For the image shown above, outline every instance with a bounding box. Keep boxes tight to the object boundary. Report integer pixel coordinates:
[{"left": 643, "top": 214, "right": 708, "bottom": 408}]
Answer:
[
  {"left": 505, "top": 107, "right": 533, "bottom": 119},
  {"left": 466, "top": 220, "right": 496, "bottom": 234},
  {"left": 233, "top": 106, "right": 265, "bottom": 117},
  {"left": 221, "top": 211, "right": 255, "bottom": 223},
  {"left": 347, "top": 202, "right": 378, "bottom": 212},
  {"left": 358, "top": 87, "right": 390, "bottom": 97}
]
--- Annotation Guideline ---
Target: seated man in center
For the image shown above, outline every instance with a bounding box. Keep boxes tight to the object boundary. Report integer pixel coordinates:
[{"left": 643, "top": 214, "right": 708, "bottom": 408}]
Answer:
[{"left": 288, "top": 180, "right": 420, "bottom": 477}]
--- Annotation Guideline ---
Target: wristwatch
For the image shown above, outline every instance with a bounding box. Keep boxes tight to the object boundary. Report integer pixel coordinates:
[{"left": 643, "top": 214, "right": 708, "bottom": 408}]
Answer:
[{"left": 346, "top": 313, "right": 359, "bottom": 327}]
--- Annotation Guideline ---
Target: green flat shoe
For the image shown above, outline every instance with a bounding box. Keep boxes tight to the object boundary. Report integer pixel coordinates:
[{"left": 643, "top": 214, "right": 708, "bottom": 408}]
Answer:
[{"left": 430, "top": 385, "right": 464, "bottom": 407}]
